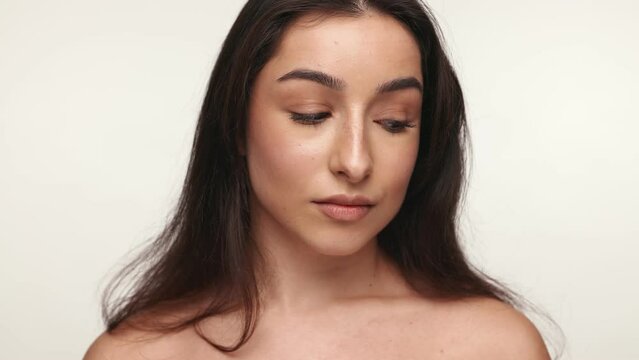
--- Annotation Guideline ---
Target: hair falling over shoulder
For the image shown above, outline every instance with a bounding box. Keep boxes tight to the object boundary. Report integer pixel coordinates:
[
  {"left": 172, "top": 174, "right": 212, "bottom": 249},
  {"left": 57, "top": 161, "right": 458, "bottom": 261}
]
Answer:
[{"left": 100, "top": 0, "right": 564, "bottom": 357}]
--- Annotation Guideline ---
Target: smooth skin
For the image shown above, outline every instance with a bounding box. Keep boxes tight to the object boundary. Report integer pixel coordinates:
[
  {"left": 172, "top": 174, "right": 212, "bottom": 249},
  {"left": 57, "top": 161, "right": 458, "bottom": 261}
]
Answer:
[{"left": 85, "top": 9, "right": 551, "bottom": 360}]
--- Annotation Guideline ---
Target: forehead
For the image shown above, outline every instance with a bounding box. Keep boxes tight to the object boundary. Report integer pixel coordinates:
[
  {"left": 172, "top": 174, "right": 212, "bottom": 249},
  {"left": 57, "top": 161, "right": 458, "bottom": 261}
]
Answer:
[{"left": 265, "top": 10, "right": 423, "bottom": 86}]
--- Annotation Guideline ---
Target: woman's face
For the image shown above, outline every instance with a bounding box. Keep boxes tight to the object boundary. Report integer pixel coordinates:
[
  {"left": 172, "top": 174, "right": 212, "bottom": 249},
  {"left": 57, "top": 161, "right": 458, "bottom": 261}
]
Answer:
[{"left": 245, "top": 10, "right": 423, "bottom": 256}]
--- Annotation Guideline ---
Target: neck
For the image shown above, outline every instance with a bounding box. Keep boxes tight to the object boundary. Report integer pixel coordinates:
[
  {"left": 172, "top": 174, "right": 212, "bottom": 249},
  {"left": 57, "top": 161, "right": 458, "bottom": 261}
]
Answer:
[{"left": 250, "top": 214, "right": 412, "bottom": 317}]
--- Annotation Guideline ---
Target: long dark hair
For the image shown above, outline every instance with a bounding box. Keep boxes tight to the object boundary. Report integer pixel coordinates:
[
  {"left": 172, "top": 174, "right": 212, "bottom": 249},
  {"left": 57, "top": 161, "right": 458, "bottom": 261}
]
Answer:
[{"left": 101, "top": 0, "right": 561, "bottom": 356}]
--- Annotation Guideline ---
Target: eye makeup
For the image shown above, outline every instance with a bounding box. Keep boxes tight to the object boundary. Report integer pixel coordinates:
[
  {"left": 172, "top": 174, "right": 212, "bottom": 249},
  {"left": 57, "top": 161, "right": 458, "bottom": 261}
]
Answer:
[
  {"left": 374, "top": 118, "right": 417, "bottom": 134},
  {"left": 288, "top": 112, "right": 417, "bottom": 134}
]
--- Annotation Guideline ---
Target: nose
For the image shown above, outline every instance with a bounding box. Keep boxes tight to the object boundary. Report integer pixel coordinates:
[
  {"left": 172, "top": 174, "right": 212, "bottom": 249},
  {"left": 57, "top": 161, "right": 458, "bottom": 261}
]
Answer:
[{"left": 328, "top": 116, "right": 373, "bottom": 183}]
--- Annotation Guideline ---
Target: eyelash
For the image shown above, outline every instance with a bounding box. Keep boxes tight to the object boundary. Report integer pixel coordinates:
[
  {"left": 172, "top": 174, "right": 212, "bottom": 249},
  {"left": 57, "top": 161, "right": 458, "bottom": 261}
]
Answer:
[{"left": 288, "top": 112, "right": 416, "bottom": 134}]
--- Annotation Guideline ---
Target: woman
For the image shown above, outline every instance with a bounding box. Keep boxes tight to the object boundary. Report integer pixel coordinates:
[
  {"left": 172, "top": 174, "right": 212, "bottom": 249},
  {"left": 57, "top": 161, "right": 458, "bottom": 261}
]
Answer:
[{"left": 85, "top": 0, "right": 556, "bottom": 358}]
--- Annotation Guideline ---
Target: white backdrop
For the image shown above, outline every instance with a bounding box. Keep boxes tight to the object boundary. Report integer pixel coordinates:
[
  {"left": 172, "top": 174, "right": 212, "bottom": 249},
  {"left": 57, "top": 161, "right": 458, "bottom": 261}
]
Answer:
[{"left": 1, "top": 1, "right": 637, "bottom": 359}]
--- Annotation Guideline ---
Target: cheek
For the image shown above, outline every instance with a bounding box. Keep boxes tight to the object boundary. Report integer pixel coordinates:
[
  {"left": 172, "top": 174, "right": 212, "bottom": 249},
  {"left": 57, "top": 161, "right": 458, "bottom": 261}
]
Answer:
[
  {"left": 246, "top": 119, "right": 319, "bottom": 205},
  {"left": 376, "top": 137, "right": 419, "bottom": 199}
]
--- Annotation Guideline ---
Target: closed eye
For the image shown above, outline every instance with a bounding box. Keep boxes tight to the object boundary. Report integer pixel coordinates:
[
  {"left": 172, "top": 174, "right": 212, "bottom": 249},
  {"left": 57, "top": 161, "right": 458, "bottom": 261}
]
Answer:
[
  {"left": 288, "top": 112, "right": 416, "bottom": 134},
  {"left": 289, "top": 111, "right": 330, "bottom": 125},
  {"left": 374, "top": 119, "right": 417, "bottom": 134}
]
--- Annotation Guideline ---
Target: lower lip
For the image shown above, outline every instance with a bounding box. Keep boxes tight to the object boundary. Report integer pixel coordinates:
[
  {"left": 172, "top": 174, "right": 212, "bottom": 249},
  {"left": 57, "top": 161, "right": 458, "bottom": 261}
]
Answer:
[{"left": 314, "top": 202, "right": 372, "bottom": 221}]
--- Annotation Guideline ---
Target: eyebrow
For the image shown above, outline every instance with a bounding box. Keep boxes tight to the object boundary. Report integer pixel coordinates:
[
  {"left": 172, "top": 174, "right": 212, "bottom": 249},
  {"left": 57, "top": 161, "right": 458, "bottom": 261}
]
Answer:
[{"left": 276, "top": 68, "right": 423, "bottom": 95}]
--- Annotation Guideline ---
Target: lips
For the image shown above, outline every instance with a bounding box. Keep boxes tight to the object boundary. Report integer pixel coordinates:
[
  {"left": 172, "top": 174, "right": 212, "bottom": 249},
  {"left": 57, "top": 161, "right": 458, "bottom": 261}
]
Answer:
[
  {"left": 313, "top": 194, "right": 375, "bottom": 206},
  {"left": 312, "top": 194, "right": 375, "bottom": 221},
  {"left": 313, "top": 202, "right": 373, "bottom": 222}
]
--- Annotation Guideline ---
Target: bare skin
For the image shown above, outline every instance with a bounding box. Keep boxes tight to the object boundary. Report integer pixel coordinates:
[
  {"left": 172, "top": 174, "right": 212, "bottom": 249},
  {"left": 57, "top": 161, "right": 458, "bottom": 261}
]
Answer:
[
  {"left": 85, "top": 294, "right": 549, "bottom": 359},
  {"left": 243, "top": 9, "right": 423, "bottom": 316},
  {"left": 84, "top": 9, "right": 550, "bottom": 360}
]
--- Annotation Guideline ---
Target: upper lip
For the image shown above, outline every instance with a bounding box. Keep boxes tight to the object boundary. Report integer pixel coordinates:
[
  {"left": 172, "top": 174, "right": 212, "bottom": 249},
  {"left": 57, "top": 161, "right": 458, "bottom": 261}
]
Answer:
[{"left": 313, "top": 194, "right": 375, "bottom": 206}]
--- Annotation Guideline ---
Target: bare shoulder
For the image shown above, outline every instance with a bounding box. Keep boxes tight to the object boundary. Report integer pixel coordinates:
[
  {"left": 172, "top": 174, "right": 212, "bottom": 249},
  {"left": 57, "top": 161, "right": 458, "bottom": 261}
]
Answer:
[
  {"left": 438, "top": 296, "right": 551, "bottom": 360},
  {"left": 84, "top": 294, "right": 228, "bottom": 360},
  {"left": 83, "top": 328, "right": 141, "bottom": 360},
  {"left": 83, "top": 324, "right": 200, "bottom": 360}
]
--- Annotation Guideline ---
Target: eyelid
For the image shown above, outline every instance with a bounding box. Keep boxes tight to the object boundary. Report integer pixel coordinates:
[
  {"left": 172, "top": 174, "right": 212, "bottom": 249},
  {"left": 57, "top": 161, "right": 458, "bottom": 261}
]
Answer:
[
  {"left": 289, "top": 111, "right": 330, "bottom": 121},
  {"left": 288, "top": 111, "right": 416, "bottom": 134},
  {"left": 374, "top": 119, "right": 417, "bottom": 134}
]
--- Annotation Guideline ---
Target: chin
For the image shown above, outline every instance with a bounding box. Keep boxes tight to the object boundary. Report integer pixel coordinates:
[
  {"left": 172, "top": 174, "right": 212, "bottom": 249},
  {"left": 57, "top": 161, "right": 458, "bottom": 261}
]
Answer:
[{"left": 297, "top": 227, "right": 376, "bottom": 257}]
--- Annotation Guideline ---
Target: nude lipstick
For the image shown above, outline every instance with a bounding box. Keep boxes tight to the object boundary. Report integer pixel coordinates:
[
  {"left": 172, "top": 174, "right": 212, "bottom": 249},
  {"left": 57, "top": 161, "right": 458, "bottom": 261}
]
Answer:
[{"left": 312, "top": 194, "right": 375, "bottom": 221}]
